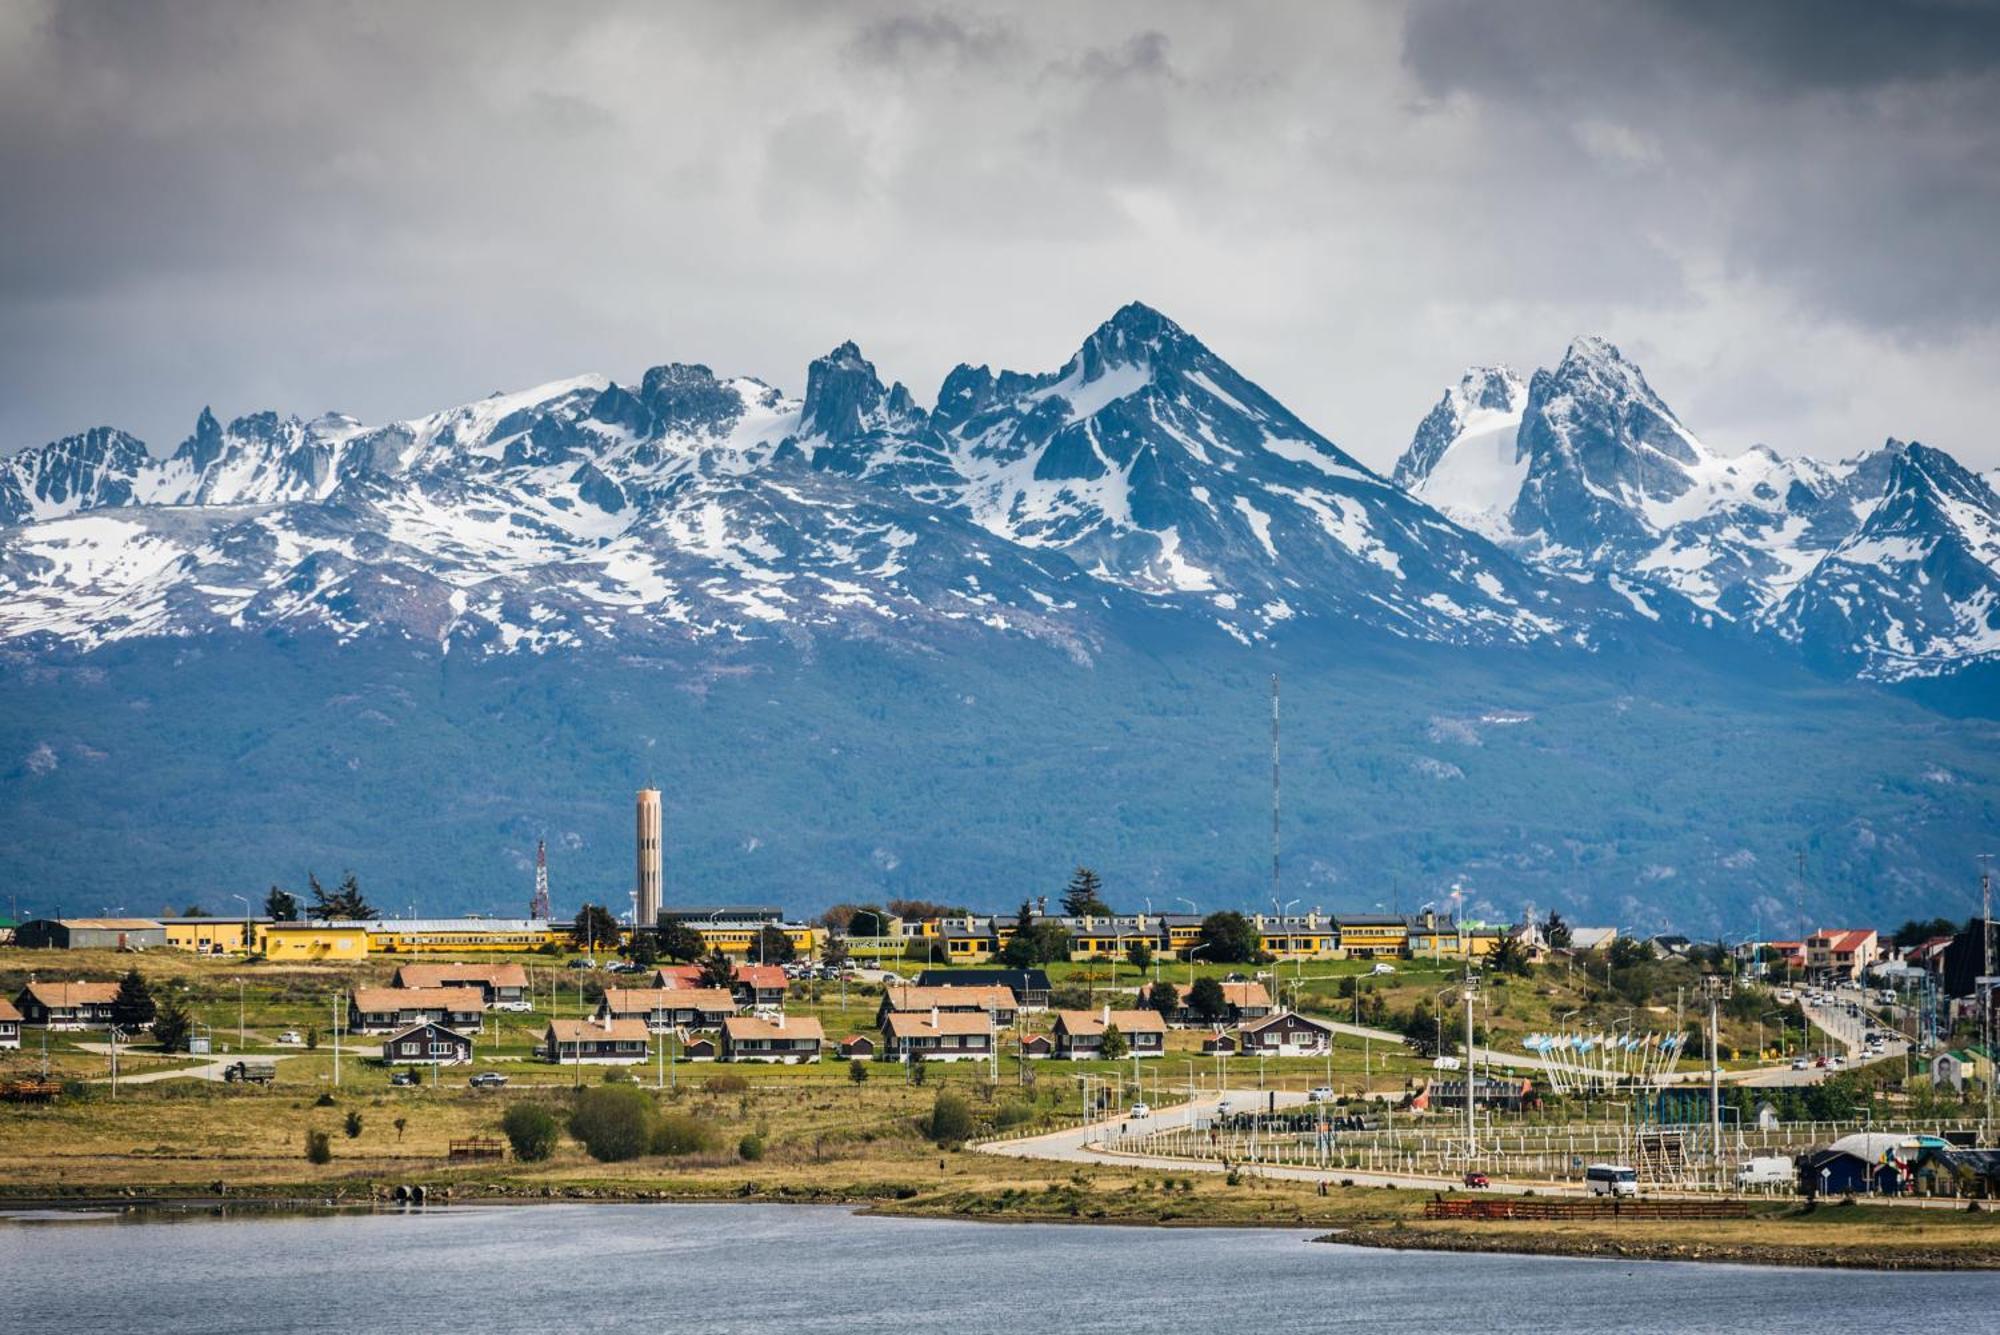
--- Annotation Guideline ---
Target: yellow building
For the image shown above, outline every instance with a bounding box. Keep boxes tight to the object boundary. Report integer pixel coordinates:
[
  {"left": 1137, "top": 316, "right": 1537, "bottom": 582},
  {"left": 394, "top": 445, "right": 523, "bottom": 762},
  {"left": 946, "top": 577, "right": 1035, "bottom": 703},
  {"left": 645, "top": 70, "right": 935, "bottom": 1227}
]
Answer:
[
  {"left": 160, "top": 918, "right": 256, "bottom": 953},
  {"left": 688, "top": 921, "right": 820, "bottom": 958},
  {"left": 1335, "top": 915, "right": 1409, "bottom": 959},
  {"left": 258, "top": 924, "right": 371, "bottom": 960},
  {"left": 1254, "top": 913, "right": 1340, "bottom": 959},
  {"left": 357, "top": 919, "right": 560, "bottom": 953}
]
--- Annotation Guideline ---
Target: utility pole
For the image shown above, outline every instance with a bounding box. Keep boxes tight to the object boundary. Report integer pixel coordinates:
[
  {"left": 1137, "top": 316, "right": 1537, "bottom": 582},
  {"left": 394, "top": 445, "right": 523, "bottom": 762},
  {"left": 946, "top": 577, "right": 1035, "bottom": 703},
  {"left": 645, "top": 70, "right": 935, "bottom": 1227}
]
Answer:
[
  {"left": 1463, "top": 972, "right": 1480, "bottom": 1164},
  {"left": 1270, "top": 673, "right": 1281, "bottom": 911},
  {"left": 1982, "top": 854, "right": 1994, "bottom": 1145},
  {"left": 332, "top": 991, "right": 341, "bottom": 1087},
  {"left": 1702, "top": 973, "right": 1731, "bottom": 1191}
]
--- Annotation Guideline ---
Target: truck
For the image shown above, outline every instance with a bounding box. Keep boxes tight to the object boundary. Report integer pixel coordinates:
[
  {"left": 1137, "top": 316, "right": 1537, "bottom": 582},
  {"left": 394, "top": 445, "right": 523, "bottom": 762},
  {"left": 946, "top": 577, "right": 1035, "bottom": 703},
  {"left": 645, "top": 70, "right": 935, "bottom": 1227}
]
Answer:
[
  {"left": 1735, "top": 1155, "right": 1793, "bottom": 1189},
  {"left": 221, "top": 1060, "right": 277, "bottom": 1085}
]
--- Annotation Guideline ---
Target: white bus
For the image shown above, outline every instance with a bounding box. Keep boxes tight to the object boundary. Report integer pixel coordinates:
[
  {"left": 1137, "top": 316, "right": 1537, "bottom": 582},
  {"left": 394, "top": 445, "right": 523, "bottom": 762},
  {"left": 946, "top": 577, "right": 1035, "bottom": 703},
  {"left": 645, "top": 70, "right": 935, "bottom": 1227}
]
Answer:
[{"left": 1584, "top": 1163, "right": 1639, "bottom": 1198}]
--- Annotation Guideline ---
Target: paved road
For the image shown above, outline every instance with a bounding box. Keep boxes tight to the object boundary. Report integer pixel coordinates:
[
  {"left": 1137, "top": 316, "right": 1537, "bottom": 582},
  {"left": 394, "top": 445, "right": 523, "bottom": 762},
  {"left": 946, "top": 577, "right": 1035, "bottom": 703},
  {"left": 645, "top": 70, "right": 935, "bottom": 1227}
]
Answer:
[{"left": 1318, "top": 1017, "right": 1800, "bottom": 1088}]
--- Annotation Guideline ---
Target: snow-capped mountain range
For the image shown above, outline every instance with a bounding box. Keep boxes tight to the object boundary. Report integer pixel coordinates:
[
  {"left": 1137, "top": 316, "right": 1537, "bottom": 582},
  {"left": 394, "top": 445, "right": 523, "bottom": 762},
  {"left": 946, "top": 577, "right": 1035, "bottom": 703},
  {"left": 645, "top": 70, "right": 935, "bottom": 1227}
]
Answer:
[
  {"left": 3, "top": 305, "right": 1996, "bottom": 681},
  {"left": 1392, "top": 337, "right": 2000, "bottom": 679}
]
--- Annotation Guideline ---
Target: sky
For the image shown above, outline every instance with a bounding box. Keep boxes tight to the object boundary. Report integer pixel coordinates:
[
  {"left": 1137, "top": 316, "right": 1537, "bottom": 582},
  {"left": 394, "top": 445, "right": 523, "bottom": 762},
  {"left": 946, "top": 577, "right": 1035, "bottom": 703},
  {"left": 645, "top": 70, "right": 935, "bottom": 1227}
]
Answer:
[{"left": 4, "top": 0, "right": 1999, "bottom": 472}]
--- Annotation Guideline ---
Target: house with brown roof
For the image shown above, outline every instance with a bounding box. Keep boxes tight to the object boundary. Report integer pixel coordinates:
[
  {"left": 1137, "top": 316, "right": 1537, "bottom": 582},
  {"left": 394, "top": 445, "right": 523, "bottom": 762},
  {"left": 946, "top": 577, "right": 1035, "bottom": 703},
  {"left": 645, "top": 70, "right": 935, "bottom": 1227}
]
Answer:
[
  {"left": 14, "top": 981, "right": 119, "bottom": 1030},
  {"left": 348, "top": 986, "right": 486, "bottom": 1034},
  {"left": 1238, "top": 1011, "right": 1335, "bottom": 1057},
  {"left": 597, "top": 987, "right": 736, "bottom": 1031},
  {"left": 837, "top": 1035, "right": 876, "bottom": 1060},
  {"left": 680, "top": 1034, "right": 718, "bottom": 1062},
  {"left": 1052, "top": 1007, "right": 1167, "bottom": 1060},
  {"left": 650, "top": 964, "right": 704, "bottom": 989},
  {"left": 721, "top": 1013, "right": 823, "bottom": 1064},
  {"left": 1138, "top": 980, "right": 1272, "bottom": 1026},
  {"left": 883, "top": 1008, "right": 995, "bottom": 1063},
  {"left": 543, "top": 1016, "right": 651, "bottom": 1064},
  {"left": 877, "top": 985, "right": 1017, "bottom": 1029},
  {"left": 380, "top": 1020, "right": 475, "bottom": 1066},
  {"left": 392, "top": 962, "right": 530, "bottom": 1010},
  {"left": 0, "top": 997, "right": 20, "bottom": 1049},
  {"left": 1806, "top": 928, "right": 1880, "bottom": 982},
  {"left": 732, "top": 964, "right": 789, "bottom": 1008},
  {"left": 1018, "top": 1032, "right": 1054, "bottom": 1059}
]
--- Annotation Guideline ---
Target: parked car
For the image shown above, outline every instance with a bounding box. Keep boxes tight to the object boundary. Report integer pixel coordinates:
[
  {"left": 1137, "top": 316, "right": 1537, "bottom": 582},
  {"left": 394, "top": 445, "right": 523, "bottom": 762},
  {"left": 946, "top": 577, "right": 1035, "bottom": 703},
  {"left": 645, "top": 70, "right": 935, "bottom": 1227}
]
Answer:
[
  {"left": 1462, "top": 1171, "right": 1490, "bottom": 1189},
  {"left": 1369, "top": 962, "right": 1396, "bottom": 976},
  {"left": 566, "top": 958, "right": 597, "bottom": 970},
  {"left": 1129, "top": 1103, "right": 1151, "bottom": 1119},
  {"left": 390, "top": 1070, "right": 418, "bottom": 1087},
  {"left": 277, "top": 1030, "right": 304, "bottom": 1045},
  {"left": 468, "top": 1072, "right": 508, "bottom": 1089},
  {"left": 1308, "top": 1086, "right": 1334, "bottom": 1104},
  {"left": 1790, "top": 1057, "right": 1809, "bottom": 1070}
]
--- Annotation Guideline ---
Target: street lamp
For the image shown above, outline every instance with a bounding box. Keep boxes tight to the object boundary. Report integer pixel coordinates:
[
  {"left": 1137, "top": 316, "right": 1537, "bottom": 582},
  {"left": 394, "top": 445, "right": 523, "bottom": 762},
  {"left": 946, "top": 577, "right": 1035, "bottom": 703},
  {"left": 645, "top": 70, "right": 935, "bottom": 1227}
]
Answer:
[
  {"left": 231, "top": 893, "right": 252, "bottom": 957},
  {"left": 1701, "top": 974, "right": 1733, "bottom": 1191}
]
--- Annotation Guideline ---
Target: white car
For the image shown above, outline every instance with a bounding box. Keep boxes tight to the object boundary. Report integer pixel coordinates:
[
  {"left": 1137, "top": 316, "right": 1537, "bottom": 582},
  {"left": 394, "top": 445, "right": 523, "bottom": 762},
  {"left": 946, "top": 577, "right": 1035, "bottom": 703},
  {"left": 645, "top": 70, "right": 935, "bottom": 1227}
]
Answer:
[
  {"left": 1308, "top": 1086, "right": 1334, "bottom": 1104},
  {"left": 1214, "top": 1099, "right": 1233, "bottom": 1118},
  {"left": 1129, "top": 1103, "right": 1151, "bottom": 1119},
  {"left": 1370, "top": 962, "right": 1397, "bottom": 976},
  {"left": 277, "top": 1030, "right": 304, "bottom": 1045},
  {"left": 1790, "top": 1057, "right": 1809, "bottom": 1070}
]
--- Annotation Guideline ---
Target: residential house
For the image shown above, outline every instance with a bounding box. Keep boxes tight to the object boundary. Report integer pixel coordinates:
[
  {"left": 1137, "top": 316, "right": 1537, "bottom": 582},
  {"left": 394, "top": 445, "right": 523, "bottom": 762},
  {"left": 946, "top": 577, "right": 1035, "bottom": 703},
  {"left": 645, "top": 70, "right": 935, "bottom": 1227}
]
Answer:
[
  {"left": 380, "top": 1020, "right": 475, "bottom": 1066},
  {"left": 1200, "top": 1031, "right": 1236, "bottom": 1055},
  {"left": 1806, "top": 929, "right": 1880, "bottom": 982},
  {"left": 1138, "top": 980, "right": 1272, "bottom": 1027},
  {"left": 721, "top": 1014, "right": 824, "bottom": 1064},
  {"left": 878, "top": 985, "right": 1017, "bottom": 1029},
  {"left": 1237, "top": 1011, "right": 1336, "bottom": 1057},
  {"left": 883, "top": 1009, "right": 994, "bottom": 1063},
  {"left": 597, "top": 987, "right": 736, "bottom": 1032},
  {"left": 0, "top": 997, "right": 20, "bottom": 1049},
  {"left": 393, "top": 962, "right": 531, "bottom": 1010},
  {"left": 1018, "top": 1033, "right": 1053, "bottom": 1059},
  {"left": 1051, "top": 1007, "right": 1167, "bottom": 1060},
  {"left": 1648, "top": 934, "right": 1695, "bottom": 958},
  {"left": 837, "top": 1035, "right": 876, "bottom": 1061},
  {"left": 1567, "top": 927, "right": 1619, "bottom": 953},
  {"left": 13, "top": 981, "right": 119, "bottom": 1029},
  {"left": 913, "top": 968, "right": 1052, "bottom": 1009},
  {"left": 731, "top": 964, "right": 789, "bottom": 1009},
  {"left": 1931, "top": 1047, "right": 1992, "bottom": 1094},
  {"left": 680, "top": 1034, "right": 719, "bottom": 1061},
  {"left": 650, "top": 964, "right": 704, "bottom": 989},
  {"left": 544, "top": 1017, "right": 651, "bottom": 1065},
  {"left": 348, "top": 986, "right": 485, "bottom": 1035}
]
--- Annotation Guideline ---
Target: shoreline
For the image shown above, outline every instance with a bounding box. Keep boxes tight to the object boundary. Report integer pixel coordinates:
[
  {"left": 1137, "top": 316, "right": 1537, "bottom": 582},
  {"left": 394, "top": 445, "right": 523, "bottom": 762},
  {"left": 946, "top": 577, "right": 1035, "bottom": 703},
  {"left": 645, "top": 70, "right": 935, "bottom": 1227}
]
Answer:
[{"left": 6, "top": 1183, "right": 1994, "bottom": 1271}]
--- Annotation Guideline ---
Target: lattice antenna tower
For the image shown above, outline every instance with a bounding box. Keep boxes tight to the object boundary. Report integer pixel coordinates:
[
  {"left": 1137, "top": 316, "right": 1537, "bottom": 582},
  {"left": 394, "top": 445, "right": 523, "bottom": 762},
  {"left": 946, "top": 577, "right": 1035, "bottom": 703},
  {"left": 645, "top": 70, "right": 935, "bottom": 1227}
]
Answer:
[{"left": 531, "top": 837, "right": 552, "bottom": 921}]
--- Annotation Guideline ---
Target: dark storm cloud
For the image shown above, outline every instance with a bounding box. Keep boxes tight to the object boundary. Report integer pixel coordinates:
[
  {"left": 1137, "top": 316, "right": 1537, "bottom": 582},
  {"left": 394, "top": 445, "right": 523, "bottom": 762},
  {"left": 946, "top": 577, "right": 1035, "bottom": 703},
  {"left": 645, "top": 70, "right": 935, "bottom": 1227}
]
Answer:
[{"left": 1, "top": 0, "right": 1997, "bottom": 473}]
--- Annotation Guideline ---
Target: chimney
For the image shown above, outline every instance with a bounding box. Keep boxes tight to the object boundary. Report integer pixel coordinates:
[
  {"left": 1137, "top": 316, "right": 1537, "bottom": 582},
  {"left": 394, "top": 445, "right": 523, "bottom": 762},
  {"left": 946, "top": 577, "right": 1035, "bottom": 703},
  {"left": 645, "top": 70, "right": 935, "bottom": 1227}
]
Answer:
[
  {"left": 1101, "top": 1002, "right": 1111, "bottom": 1026},
  {"left": 776, "top": 1011, "right": 785, "bottom": 1030},
  {"left": 930, "top": 1005, "right": 940, "bottom": 1028}
]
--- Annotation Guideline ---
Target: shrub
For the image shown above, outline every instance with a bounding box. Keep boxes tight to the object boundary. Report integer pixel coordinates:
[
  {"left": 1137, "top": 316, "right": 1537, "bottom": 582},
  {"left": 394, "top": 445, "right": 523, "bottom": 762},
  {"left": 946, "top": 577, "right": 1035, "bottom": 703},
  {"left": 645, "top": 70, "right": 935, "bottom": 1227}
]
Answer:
[
  {"left": 305, "top": 1130, "right": 332, "bottom": 1164},
  {"left": 993, "top": 1102, "right": 1035, "bottom": 1129},
  {"left": 652, "top": 1112, "right": 714, "bottom": 1157},
  {"left": 704, "top": 1073, "right": 748, "bottom": 1094},
  {"left": 569, "top": 1085, "right": 655, "bottom": 1163},
  {"left": 343, "top": 1110, "right": 363, "bottom": 1139},
  {"left": 501, "top": 1104, "right": 560, "bottom": 1162},
  {"left": 314, "top": 1092, "right": 336, "bottom": 1108},
  {"left": 738, "top": 1133, "right": 766, "bottom": 1162},
  {"left": 849, "top": 1059, "right": 868, "bottom": 1084},
  {"left": 927, "top": 1090, "right": 973, "bottom": 1145},
  {"left": 603, "top": 1067, "right": 631, "bottom": 1083}
]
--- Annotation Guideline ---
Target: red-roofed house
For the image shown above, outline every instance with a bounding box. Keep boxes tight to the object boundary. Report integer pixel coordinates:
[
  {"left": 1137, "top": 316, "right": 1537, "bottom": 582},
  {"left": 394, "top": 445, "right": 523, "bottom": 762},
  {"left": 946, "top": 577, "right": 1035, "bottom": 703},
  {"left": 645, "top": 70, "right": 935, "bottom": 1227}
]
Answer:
[{"left": 1806, "top": 929, "right": 1879, "bottom": 982}]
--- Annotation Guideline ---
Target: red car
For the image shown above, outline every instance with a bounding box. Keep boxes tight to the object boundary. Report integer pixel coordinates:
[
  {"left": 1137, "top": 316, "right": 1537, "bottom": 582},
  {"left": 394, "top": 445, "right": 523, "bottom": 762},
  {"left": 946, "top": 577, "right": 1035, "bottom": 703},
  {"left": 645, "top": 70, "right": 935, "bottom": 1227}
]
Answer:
[{"left": 1462, "top": 1171, "right": 1491, "bottom": 1189}]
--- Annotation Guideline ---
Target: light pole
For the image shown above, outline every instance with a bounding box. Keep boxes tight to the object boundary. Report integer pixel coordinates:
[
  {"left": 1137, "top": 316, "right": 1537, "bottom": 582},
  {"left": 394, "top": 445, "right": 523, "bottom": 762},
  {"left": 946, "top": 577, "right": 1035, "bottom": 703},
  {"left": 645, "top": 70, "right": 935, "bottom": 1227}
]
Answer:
[
  {"left": 1189, "top": 941, "right": 1210, "bottom": 992},
  {"left": 231, "top": 893, "right": 252, "bottom": 958},
  {"left": 331, "top": 991, "right": 341, "bottom": 1087},
  {"left": 1461, "top": 974, "right": 1480, "bottom": 1164}
]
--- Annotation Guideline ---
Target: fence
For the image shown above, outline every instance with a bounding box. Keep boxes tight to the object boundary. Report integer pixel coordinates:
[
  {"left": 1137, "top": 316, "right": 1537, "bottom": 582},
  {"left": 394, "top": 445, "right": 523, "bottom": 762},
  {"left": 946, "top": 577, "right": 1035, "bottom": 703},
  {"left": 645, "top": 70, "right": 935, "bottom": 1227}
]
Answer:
[{"left": 1423, "top": 1198, "right": 1750, "bottom": 1221}]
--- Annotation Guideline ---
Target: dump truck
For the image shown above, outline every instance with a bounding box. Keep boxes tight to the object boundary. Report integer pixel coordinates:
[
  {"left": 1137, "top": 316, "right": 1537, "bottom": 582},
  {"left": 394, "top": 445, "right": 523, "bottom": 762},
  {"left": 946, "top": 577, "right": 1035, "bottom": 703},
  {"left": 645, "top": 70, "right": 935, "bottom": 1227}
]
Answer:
[{"left": 221, "top": 1060, "right": 277, "bottom": 1085}]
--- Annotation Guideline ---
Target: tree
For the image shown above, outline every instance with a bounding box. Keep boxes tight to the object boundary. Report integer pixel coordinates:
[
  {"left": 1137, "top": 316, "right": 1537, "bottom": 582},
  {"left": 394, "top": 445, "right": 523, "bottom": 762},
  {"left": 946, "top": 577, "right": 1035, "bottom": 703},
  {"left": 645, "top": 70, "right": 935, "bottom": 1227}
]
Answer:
[
  {"left": 1000, "top": 920, "right": 1072, "bottom": 968},
  {"left": 655, "top": 918, "right": 705, "bottom": 963},
  {"left": 818, "top": 903, "right": 861, "bottom": 931},
  {"left": 822, "top": 935, "right": 850, "bottom": 970},
  {"left": 1060, "top": 867, "right": 1111, "bottom": 917},
  {"left": 847, "top": 905, "right": 891, "bottom": 938},
  {"left": 1543, "top": 911, "right": 1572, "bottom": 950},
  {"left": 627, "top": 932, "right": 659, "bottom": 970},
  {"left": 1197, "top": 911, "right": 1260, "bottom": 964},
  {"left": 849, "top": 1058, "right": 869, "bottom": 1084},
  {"left": 111, "top": 969, "right": 156, "bottom": 1032},
  {"left": 1892, "top": 917, "right": 1961, "bottom": 948},
  {"left": 888, "top": 899, "right": 967, "bottom": 922},
  {"left": 570, "top": 903, "right": 621, "bottom": 953},
  {"left": 1188, "top": 976, "right": 1228, "bottom": 1024},
  {"left": 927, "top": 1089, "right": 973, "bottom": 1144},
  {"left": 569, "top": 1085, "right": 654, "bottom": 1163},
  {"left": 151, "top": 992, "right": 194, "bottom": 1052},
  {"left": 754, "top": 924, "right": 797, "bottom": 964},
  {"left": 697, "top": 950, "right": 737, "bottom": 989},
  {"left": 1609, "top": 937, "right": 1655, "bottom": 969},
  {"left": 264, "top": 886, "right": 301, "bottom": 921},
  {"left": 1099, "top": 1023, "right": 1128, "bottom": 1061},
  {"left": 180, "top": 903, "right": 213, "bottom": 918},
  {"left": 1147, "top": 979, "right": 1180, "bottom": 1019},
  {"left": 309, "top": 871, "right": 375, "bottom": 921},
  {"left": 1489, "top": 933, "right": 1531, "bottom": 977},
  {"left": 1125, "top": 940, "right": 1153, "bottom": 972},
  {"left": 501, "top": 1104, "right": 560, "bottom": 1161}
]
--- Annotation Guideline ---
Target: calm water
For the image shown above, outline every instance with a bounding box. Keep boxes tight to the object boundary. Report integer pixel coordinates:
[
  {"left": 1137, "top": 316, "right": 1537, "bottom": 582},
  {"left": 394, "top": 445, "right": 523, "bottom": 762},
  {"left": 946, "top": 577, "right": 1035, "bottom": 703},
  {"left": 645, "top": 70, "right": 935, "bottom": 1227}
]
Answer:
[{"left": 0, "top": 1203, "right": 1992, "bottom": 1333}]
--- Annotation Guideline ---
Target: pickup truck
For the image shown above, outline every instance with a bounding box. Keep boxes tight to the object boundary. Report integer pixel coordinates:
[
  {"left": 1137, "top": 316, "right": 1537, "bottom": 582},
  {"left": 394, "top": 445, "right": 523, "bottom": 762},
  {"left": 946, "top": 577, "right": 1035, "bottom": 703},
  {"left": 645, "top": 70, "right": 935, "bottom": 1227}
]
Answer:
[{"left": 222, "top": 1060, "right": 277, "bottom": 1085}]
